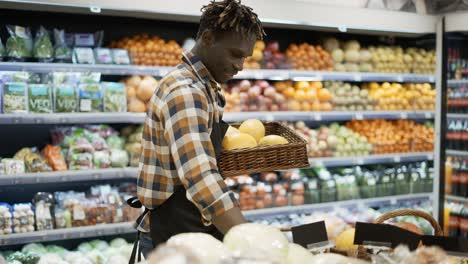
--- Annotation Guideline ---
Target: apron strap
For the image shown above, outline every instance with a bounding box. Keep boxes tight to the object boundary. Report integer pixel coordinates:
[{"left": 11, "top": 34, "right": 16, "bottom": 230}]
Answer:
[
  {"left": 128, "top": 231, "right": 141, "bottom": 264},
  {"left": 127, "top": 197, "right": 150, "bottom": 264}
]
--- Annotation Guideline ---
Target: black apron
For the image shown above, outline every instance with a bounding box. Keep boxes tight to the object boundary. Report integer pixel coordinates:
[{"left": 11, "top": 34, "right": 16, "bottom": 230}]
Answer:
[{"left": 128, "top": 63, "right": 229, "bottom": 263}]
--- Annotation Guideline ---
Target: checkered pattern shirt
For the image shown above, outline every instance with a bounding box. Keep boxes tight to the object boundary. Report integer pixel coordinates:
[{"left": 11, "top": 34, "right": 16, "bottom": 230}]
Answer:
[{"left": 136, "top": 51, "right": 238, "bottom": 232}]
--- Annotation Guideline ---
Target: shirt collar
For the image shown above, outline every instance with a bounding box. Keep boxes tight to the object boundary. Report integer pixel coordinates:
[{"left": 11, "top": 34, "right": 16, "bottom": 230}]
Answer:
[{"left": 182, "top": 51, "right": 220, "bottom": 92}]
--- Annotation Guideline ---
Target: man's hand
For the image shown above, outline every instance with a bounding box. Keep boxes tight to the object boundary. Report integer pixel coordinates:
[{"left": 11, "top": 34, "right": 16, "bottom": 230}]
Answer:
[{"left": 212, "top": 206, "right": 247, "bottom": 234}]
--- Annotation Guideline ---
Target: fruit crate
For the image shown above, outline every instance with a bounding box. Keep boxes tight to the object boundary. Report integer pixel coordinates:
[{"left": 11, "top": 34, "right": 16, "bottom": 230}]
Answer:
[{"left": 218, "top": 122, "right": 309, "bottom": 177}]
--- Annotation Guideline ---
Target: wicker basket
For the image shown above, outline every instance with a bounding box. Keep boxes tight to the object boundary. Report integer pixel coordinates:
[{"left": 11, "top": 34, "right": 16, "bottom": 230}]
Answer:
[{"left": 218, "top": 122, "right": 309, "bottom": 177}]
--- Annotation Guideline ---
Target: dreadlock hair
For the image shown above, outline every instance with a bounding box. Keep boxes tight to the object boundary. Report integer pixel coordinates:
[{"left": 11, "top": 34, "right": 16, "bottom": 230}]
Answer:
[{"left": 197, "top": 0, "right": 266, "bottom": 40}]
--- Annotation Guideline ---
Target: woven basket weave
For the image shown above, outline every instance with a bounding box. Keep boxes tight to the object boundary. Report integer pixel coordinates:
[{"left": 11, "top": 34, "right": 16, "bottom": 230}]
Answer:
[{"left": 218, "top": 122, "right": 309, "bottom": 177}]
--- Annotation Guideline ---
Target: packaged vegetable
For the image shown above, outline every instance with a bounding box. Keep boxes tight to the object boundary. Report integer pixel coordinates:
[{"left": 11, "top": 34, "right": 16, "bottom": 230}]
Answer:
[
  {"left": 106, "top": 135, "right": 125, "bottom": 149},
  {"left": 111, "top": 49, "right": 131, "bottom": 65},
  {"left": 7, "top": 251, "right": 40, "bottom": 264},
  {"left": 78, "top": 83, "right": 102, "bottom": 112},
  {"left": 102, "top": 82, "right": 126, "bottom": 112},
  {"left": 51, "top": 72, "right": 81, "bottom": 85},
  {"left": 33, "top": 26, "right": 54, "bottom": 62},
  {"left": 86, "top": 124, "right": 117, "bottom": 139},
  {"left": 93, "top": 150, "right": 111, "bottom": 169},
  {"left": 79, "top": 72, "right": 101, "bottom": 83},
  {"left": 110, "top": 149, "right": 129, "bottom": 168},
  {"left": 0, "top": 203, "right": 13, "bottom": 235},
  {"left": 33, "top": 192, "right": 55, "bottom": 231},
  {"left": 2, "top": 82, "right": 28, "bottom": 113},
  {"left": 53, "top": 208, "right": 71, "bottom": 229},
  {"left": 0, "top": 37, "right": 5, "bottom": 61},
  {"left": 53, "top": 29, "right": 72, "bottom": 63},
  {"left": 73, "top": 47, "right": 95, "bottom": 64},
  {"left": 22, "top": 150, "right": 52, "bottom": 173},
  {"left": 28, "top": 84, "right": 52, "bottom": 113},
  {"left": 94, "top": 48, "right": 112, "bottom": 64},
  {"left": 13, "top": 203, "right": 35, "bottom": 233},
  {"left": 54, "top": 84, "right": 77, "bottom": 112},
  {"left": 6, "top": 25, "right": 33, "bottom": 61},
  {"left": 41, "top": 145, "right": 67, "bottom": 171},
  {"left": 2, "top": 159, "right": 25, "bottom": 175}
]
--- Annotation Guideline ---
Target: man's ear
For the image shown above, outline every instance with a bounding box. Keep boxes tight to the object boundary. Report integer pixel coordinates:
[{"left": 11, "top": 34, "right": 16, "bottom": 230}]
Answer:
[{"left": 200, "top": 30, "right": 215, "bottom": 47}]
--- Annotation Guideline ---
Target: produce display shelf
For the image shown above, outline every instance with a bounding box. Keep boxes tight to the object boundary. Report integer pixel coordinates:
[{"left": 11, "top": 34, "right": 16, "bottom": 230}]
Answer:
[
  {"left": 308, "top": 152, "right": 434, "bottom": 168},
  {"left": 0, "top": 62, "right": 435, "bottom": 82},
  {"left": 446, "top": 150, "right": 468, "bottom": 157},
  {"left": 0, "top": 222, "right": 135, "bottom": 246},
  {"left": 448, "top": 79, "right": 468, "bottom": 85},
  {"left": 447, "top": 113, "right": 468, "bottom": 119},
  {"left": 445, "top": 195, "right": 468, "bottom": 204},
  {"left": 224, "top": 111, "right": 435, "bottom": 122},
  {"left": 244, "top": 193, "right": 432, "bottom": 220},
  {"left": 0, "top": 168, "right": 138, "bottom": 186},
  {"left": 0, "top": 111, "right": 434, "bottom": 125}
]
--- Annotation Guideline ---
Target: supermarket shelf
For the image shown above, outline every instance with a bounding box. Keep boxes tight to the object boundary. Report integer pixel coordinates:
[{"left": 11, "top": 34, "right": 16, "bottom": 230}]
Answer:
[
  {"left": 0, "top": 113, "right": 147, "bottom": 125},
  {"left": 0, "top": 62, "right": 435, "bottom": 83},
  {"left": 308, "top": 152, "right": 434, "bottom": 168},
  {"left": 0, "top": 222, "right": 135, "bottom": 246},
  {"left": 447, "top": 113, "right": 468, "bottom": 119},
  {"left": 447, "top": 150, "right": 468, "bottom": 157},
  {"left": 0, "top": 168, "right": 138, "bottom": 186},
  {"left": 224, "top": 111, "right": 435, "bottom": 122},
  {"left": 235, "top": 70, "right": 435, "bottom": 83},
  {"left": 448, "top": 79, "right": 468, "bottom": 85},
  {"left": 244, "top": 193, "right": 432, "bottom": 219},
  {"left": 445, "top": 195, "right": 468, "bottom": 204},
  {"left": 0, "top": 111, "right": 434, "bottom": 125}
]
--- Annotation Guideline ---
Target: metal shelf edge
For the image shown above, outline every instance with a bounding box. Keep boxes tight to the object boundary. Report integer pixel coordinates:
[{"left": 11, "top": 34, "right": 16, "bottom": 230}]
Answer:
[
  {"left": 445, "top": 195, "right": 468, "bottom": 204},
  {"left": 446, "top": 150, "right": 468, "bottom": 157},
  {"left": 308, "top": 152, "right": 434, "bottom": 167}
]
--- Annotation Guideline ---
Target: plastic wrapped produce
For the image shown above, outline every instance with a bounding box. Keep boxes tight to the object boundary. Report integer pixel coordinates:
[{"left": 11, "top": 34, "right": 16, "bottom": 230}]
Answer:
[
  {"left": 93, "top": 150, "right": 111, "bottom": 168},
  {"left": 7, "top": 251, "right": 40, "bottom": 264},
  {"left": 6, "top": 25, "right": 33, "bottom": 61},
  {"left": 67, "top": 136, "right": 95, "bottom": 170},
  {"left": 2, "top": 82, "right": 28, "bottom": 113},
  {"left": 54, "top": 84, "right": 78, "bottom": 112},
  {"left": 2, "top": 158, "right": 25, "bottom": 175},
  {"left": 94, "top": 48, "right": 112, "bottom": 64},
  {"left": 0, "top": 203, "right": 13, "bottom": 235},
  {"left": 53, "top": 208, "right": 71, "bottom": 229},
  {"left": 110, "top": 149, "right": 129, "bottom": 168},
  {"left": 167, "top": 233, "right": 232, "bottom": 264},
  {"left": 106, "top": 135, "right": 125, "bottom": 150},
  {"left": 78, "top": 83, "right": 102, "bottom": 112},
  {"left": 23, "top": 151, "right": 52, "bottom": 173},
  {"left": 12, "top": 203, "right": 35, "bottom": 233},
  {"left": 286, "top": 243, "right": 314, "bottom": 264},
  {"left": 33, "top": 192, "right": 55, "bottom": 231},
  {"left": 33, "top": 26, "right": 54, "bottom": 62},
  {"left": 87, "top": 201, "right": 111, "bottom": 225},
  {"left": 41, "top": 145, "right": 67, "bottom": 171},
  {"left": 111, "top": 49, "right": 131, "bottom": 65},
  {"left": 102, "top": 82, "right": 127, "bottom": 112},
  {"left": 73, "top": 47, "right": 95, "bottom": 64},
  {"left": 89, "top": 133, "right": 108, "bottom": 151},
  {"left": 54, "top": 29, "right": 72, "bottom": 62},
  {"left": 28, "top": 84, "right": 52, "bottom": 113}
]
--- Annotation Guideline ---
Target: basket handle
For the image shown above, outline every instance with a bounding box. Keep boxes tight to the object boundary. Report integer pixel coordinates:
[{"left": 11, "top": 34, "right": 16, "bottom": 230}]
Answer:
[{"left": 374, "top": 209, "right": 443, "bottom": 236}]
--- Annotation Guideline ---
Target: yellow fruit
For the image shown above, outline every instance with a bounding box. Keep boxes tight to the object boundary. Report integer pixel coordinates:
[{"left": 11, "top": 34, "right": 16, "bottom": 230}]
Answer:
[
  {"left": 295, "top": 81, "right": 310, "bottom": 91},
  {"left": 369, "top": 82, "right": 379, "bottom": 90},
  {"left": 335, "top": 228, "right": 357, "bottom": 251},
  {"left": 254, "top": 40, "right": 265, "bottom": 50},
  {"left": 258, "top": 135, "right": 289, "bottom": 146},
  {"left": 226, "top": 126, "right": 240, "bottom": 136},
  {"left": 382, "top": 82, "right": 391, "bottom": 89},
  {"left": 252, "top": 49, "right": 263, "bottom": 61},
  {"left": 222, "top": 133, "right": 257, "bottom": 150},
  {"left": 239, "top": 119, "right": 265, "bottom": 142}
]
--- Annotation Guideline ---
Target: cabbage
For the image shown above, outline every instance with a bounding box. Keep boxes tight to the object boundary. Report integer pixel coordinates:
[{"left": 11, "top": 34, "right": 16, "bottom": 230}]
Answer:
[
  {"left": 105, "top": 255, "right": 128, "bottom": 264},
  {"left": 64, "top": 252, "right": 85, "bottom": 263},
  {"left": 85, "top": 250, "right": 105, "bottom": 264},
  {"left": 167, "top": 233, "right": 231, "bottom": 264},
  {"left": 45, "top": 246, "right": 67, "bottom": 258},
  {"left": 117, "top": 245, "right": 133, "bottom": 259},
  {"left": 22, "top": 243, "right": 47, "bottom": 255},
  {"left": 89, "top": 240, "right": 109, "bottom": 251},
  {"left": 38, "top": 253, "right": 67, "bottom": 264},
  {"left": 7, "top": 260, "right": 22, "bottom": 264},
  {"left": 70, "top": 257, "right": 93, "bottom": 264},
  {"left": 77, "top": 242, "right": 93, "bottom": 253},
  {"left": 286, "top": 243, "right": 314, "bottom": 264},
  {"left": 223, "top": 223, "right": 289, "bottom": 262},
  {"left": 109, "top": 238, "right": 127, "bottom": 249}
]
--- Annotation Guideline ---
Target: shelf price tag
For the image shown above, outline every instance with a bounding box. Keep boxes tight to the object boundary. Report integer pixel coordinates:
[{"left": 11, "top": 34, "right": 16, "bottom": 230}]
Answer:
[
  {"left": 393, "top": 156, "right": 401, "bottom": 163},
  {"left": 356, "top": 158, "right": 364, "bottom": 165},
  {"left": 425, "top": 112, "right": 432, "bottom": 119},
  {"left": 254, "top": 72, "right": 263, "bottom": 80},
  {"left": 355, "top": 113, "right": 364, "bottom": 120},
  {"left": 265, "top": 114, "right": 274, "bottom": 122},
  {"left": 353, "top": 74, "right": 362, "bottom": 82},
  {"left": 400, "top": 112, "right": 408, "bottom": 119},
  {"left": 314, "top": 114, "right": 322, "bottom": 121},
  {"left": 397, "top": 76, "right": 404, "bottom": 83},
  {"left": 314, "top": 160, "right": 324, "bottom": 167}
]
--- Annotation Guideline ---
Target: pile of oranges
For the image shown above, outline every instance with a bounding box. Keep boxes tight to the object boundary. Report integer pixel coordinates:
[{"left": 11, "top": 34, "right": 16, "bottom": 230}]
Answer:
[{"left": 274, "top": 81, "right": 332, "bottom": 111}]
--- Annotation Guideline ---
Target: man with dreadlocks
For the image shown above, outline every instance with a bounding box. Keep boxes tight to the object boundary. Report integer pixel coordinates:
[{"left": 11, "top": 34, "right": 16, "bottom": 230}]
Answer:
[{"left": 127, "top": 0, "right": 265, "bottom": 260}]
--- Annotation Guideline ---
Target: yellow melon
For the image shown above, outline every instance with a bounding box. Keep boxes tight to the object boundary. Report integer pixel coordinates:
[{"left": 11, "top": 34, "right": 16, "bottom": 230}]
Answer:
[
  {"left": 335, "top": 228, "right": 357, "bottom": 251},
  {"left": 239, "top": 119, "right": 265, "bottom": 143},
  {"left": 226, "top": 126, "right": 240, "bottom": 137},
  {"left": 259, "top": 135, "right": 288, "bottom": 146},
  {"left": 223, "top": 133, "right": 257, "bottom": 150}
]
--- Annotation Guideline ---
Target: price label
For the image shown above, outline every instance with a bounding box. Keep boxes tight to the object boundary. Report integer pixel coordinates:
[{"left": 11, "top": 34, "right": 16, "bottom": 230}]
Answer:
[
  {"left": 393, "top": 156, "right": 401, "bottom": 163},
  {"left": 397, "top": 76, "right": 404, "bottom": 83},
  {"left": 314, "top": 160, "right": 324, "bottom": 167},
  {"left": 93, "top": 173, "right": 101, "bottom": 179},
  {"left": 425, "top": 112, "right": 433, "bottom": 119},
  {"left": 390, "top": 198, "right": 398, "bottom": 205},
  {"left": 353, "top": 74, "right": 362, "bottom": 82},
  {"left": 254, "top": 72, "right": 263, "bottom": 79},
  {"left": 355, "top": 113, "right": 364, "bottom": 120},
  {"left": 427, "top": 154, "right": 434, "bottom": 160},
  {"left": 429, "top": 76, "right": 435, "bottom": 83},
  {"left": 400, "top": 112, "right": 408, "bottom": 119},
  {"left": 314, "top": 114, "right": 322, "bottom": 121},
  {"left": 356, "top": 158, "right": 364, "bottom": 165},
  {"left": 34, "top": 118, "right": 44, "bottom": 124},
  {"left": 265, "top": 114, "right": 274, "bottom": 122}
]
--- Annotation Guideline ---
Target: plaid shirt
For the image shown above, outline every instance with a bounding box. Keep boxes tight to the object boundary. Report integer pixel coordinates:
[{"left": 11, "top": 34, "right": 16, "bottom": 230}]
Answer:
[{"left": 136, "top": 51, "right": 238, "bottom": 232}]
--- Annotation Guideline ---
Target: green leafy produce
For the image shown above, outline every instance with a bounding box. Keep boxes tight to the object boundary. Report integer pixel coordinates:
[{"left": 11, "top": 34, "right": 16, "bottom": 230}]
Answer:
[
  {"left": 22, "top": 243, "right": 47, "bottom": 255},
  {"left": 89, "top": 240, "right": 109, "bottom": 251},
  {"left": 45, "top": 245, "right": 67, "bottom": 258},
  {"left": 28, "top": 84, "right": 52, "bottom": 113},
  {"left": 33, "top": 26, "right": 53, "bottom": 61},
  {"left": 54, "top": 85, "right": 77, "bottom": 112},
  {"left": 2, "top": 82, "right": 28, "bottom": 113},
  {"left": 110, "top": 238, "right": 128, "bottom": 248},
  {"left": 53, "top": 29, "right": 72, "bottom": 62},
  {"left": 106, "top": 135, "right": 125, "bottom": 149},
  {"left": 6, "top": 25, "right": 33, "bottom": 60},
  {"left": 7, "top": 251, "right": 39, "bottom": 264},
  {"left": 78, "top": 83, "right": 102, "bottom": 112},
  {"left": 102, "top": 82, "right": 126, "bottom": 112},
  {"left": 77, "top": 242, "right": 93, "bottom": 253}
]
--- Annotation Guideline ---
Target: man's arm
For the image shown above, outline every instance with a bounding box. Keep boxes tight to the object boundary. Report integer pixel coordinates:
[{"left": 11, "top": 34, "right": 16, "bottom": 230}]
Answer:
[{"left": 162, "top": 85, "right": 246, "bottom": 233}]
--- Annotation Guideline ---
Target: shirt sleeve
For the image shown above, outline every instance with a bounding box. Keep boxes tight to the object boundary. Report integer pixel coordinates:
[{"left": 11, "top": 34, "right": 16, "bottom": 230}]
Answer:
[{"left": 161, "top": 85, "right": 238, "bottom": 223}]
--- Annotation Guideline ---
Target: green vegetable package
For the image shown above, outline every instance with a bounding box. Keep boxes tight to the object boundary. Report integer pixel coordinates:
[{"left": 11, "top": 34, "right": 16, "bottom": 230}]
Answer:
[
  {"left": 6, "top": 25, "right": 33, "bottom": 61},
  {"left": 33, "top": 26, "right": 54, "bottom": 62},
  {"left": 28, "top": 84, "right": 52, "bottom": 113},
  {"left": 2, "top": 82, "right": 28, "bottom": 113}
]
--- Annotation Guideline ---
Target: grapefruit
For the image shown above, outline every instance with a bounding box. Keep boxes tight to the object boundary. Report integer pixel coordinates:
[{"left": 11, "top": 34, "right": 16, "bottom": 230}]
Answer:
[
  {"left": 258, "top": 135, "right": 288, "bottom": 146},
  {"left": 223, "top": 133, "right": 257, "bottom": 150},
  {"left": 239, "top": 119, "right": 265, "bottom": 143}
]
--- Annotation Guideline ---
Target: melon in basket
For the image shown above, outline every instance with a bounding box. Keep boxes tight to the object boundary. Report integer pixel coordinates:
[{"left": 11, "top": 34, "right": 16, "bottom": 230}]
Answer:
[
  {"left": 258, "top": 135, "right": 288, "bottom": 146},
  {"left": 222, "top": 132, "right": 257, "bottom": 150},
  {"left": 239, "top": 119, "right": 265, "bottom": 142},
  {"left": 335, "top": 228, "right": 358, "bottom": 251}
]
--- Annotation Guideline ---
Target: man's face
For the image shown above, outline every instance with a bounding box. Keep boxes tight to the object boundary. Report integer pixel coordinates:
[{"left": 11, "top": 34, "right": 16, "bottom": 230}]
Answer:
[{"left": 201, "top": 30, "right": 256, "bottom": 83}]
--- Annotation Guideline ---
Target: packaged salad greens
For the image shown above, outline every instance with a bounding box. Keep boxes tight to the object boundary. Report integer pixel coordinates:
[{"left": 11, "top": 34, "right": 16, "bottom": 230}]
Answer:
[
  {"left": 33, "top": 26, "right": 54, "bottom": 62},
  {"left": 54, "top": 84, "right": 77, "bottom": 112},
  {"left": 28, "top": 84, "right": 52, "bottom": 113},
  {"left": 102, "top": 82, "right": 126, "bottom": 112},
  {"left": 73, "top": 47, "right": 95, "bottom": 64},
  {"left": 53, "top": 28, "right": 72, "bottom": 63},
  {"left": 2, "top": 82, "right": 28, "bottom": 113},
  {"left": 5, "top": 25, "right": 33, "bottom": 61},
  {"left": 94, "top": 48, "right": 112, "bottom": 64},
  {"left": 78, "top": 83, "right": 102, "bottom": 112},
  {"left": 111, "top": 49, "right": 131, "bottom": 65}
]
